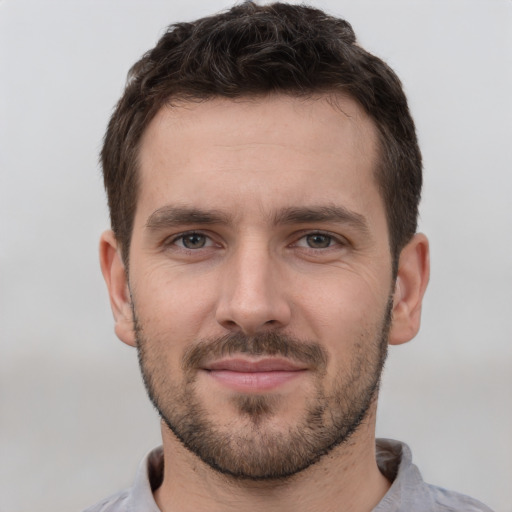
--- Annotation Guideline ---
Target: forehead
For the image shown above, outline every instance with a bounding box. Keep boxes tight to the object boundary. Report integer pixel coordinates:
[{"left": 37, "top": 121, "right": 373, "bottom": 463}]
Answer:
[{"left": 136, "top": 94, "right": 381, "bottom": 225}]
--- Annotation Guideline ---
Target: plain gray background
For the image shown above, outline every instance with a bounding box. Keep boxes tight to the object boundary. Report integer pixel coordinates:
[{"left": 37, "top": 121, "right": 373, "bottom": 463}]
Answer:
[{"left": 1, "top": 1, "right": 511, "bottom": 511}]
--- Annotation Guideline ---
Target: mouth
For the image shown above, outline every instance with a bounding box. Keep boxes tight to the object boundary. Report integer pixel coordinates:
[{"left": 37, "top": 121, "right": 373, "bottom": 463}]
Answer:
[{"left": 201, "top": 357, "right": 308, "bottom": 392}]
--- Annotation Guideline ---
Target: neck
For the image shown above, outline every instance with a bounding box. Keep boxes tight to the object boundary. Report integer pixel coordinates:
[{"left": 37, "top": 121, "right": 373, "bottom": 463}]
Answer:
[{"left": 154, "top": 407, "right": 390, "bottom": 512}]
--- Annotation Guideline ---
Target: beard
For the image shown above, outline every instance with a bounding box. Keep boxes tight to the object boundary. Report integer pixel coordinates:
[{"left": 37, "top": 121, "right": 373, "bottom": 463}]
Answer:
[{"left": 134, "top": 299, "right": 392, "bottom": 481}]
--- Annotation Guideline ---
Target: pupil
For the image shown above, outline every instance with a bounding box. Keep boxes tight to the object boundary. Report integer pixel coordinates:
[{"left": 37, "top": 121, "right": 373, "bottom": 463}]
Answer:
[
  {"left": 307, "top": 234, "right": 330, "bottom": 248},
  {"left": 183, "top": 234, "right": 205, "bottom": 249}
]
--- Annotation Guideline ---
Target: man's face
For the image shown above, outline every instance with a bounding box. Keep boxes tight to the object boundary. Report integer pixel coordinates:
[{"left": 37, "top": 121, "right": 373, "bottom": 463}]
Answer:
[{"left": 125, "top": 95, "right": 395, "bottom": 479}]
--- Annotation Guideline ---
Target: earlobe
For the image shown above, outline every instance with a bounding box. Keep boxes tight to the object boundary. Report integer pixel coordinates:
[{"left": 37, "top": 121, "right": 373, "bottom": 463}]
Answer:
[
  {"left": 389, "top": 233, "right": 430, "bottom": 346},
  {"left": 99, "top": 230, "right": 136, "bottom": 347}
]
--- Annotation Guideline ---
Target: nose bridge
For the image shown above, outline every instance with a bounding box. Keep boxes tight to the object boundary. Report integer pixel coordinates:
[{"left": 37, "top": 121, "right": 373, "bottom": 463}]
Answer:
[{"left": 215, "top": 236, "right": 291, "bottom": 334}]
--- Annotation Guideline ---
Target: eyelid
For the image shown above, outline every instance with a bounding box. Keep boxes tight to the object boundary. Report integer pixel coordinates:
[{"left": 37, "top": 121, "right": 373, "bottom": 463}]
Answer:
[
  {"left": 164, "top": 230, "right": 218, "bottom": 249},
  {"left": 160, "top": 229, "right": 349, "bottom": 251},
  {"left": 291, "top": 230, "right": 349, "bottom": 249}
]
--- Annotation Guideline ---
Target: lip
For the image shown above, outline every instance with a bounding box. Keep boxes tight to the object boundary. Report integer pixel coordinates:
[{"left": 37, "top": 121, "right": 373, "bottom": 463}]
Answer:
[
  {"left": 202, "top": 357, "right": 308, "bottom": 392},
  {"left": 204, "top": 357, "right": 307, "bottom": 372}
]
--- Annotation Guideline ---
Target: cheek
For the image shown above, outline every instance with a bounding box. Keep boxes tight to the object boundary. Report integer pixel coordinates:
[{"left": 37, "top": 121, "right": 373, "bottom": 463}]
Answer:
[
  {"left": 131, "top": 264, "right": 220, "bottom": 341},
  {"left": 295, "top": 269, "right": 387, "bottom": 326},
  {"left": 292, "top": 270, "right": 389, "bottom": 360}
]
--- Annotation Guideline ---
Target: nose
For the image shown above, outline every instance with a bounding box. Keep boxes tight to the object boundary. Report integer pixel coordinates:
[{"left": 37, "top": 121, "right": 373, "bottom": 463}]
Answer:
[{"left": 215, "top": 241, "right": 292, "bottom": 335}]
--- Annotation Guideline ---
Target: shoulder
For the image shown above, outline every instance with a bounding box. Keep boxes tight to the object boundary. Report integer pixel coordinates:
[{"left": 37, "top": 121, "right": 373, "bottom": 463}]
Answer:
[
  {"left": 81, "top": 446, "right": 163, "bottom": 512},
  {"left": 428, "top": 484, "right": 495, "bottom": 512},
  {"left": 375, "top": 439, "right": 494, "bottom": 512},
  {"left": 81, "top": 489, "right": 130, "bottom": 512}
]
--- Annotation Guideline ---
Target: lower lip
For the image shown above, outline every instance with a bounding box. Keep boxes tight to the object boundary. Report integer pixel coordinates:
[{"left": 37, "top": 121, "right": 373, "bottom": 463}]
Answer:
[{"left": 205, "top": 370, "right": 306, "bottom": 392}]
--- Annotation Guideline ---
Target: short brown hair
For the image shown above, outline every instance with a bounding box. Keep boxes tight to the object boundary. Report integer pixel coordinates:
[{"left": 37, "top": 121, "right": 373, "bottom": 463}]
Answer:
[{"left": 101, "top": 2, "right": 422, "bottom": 270}]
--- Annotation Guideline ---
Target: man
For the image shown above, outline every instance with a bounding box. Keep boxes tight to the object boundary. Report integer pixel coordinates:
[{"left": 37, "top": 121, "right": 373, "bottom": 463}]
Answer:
[{"left": 88, "top": 2, "right": 492, "bottom": 511}]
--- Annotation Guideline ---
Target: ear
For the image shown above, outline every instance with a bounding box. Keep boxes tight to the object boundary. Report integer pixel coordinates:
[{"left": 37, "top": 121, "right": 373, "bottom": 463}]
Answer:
[
  {"left": 99, "top": 230, "right": 136, "bottom": 347},
  {"left": 389, "top": 233, "right": 430, "bottom": 345}
]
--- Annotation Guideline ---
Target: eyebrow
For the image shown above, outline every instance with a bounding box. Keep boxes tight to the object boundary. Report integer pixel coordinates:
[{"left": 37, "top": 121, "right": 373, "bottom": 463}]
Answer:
[
  {"left": 145, "top": 204, "right": 369, "bottom": 233},
  {"left": 145, "top": 206, "right": 231, "bottom": 230},
  {"left": 272, "top": 205, "right": 369, "bottom": 233}
]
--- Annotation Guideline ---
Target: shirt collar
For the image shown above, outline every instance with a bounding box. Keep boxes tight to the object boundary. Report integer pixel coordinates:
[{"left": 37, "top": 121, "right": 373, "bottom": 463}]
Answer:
[
  {"left": 126, "top": 439, "right": 427, "bottom": 511},
  {"left": 374, "top": 438, "right": 435, "bottom": 512},
  {"left": 126, "top": 447, "right": 163, "bottom": 512}
]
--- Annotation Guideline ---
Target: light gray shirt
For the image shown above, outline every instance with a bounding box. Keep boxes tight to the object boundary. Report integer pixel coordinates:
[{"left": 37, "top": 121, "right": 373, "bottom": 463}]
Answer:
[{"left": 83, "top": 439, "right": 493, "bottom": 511}]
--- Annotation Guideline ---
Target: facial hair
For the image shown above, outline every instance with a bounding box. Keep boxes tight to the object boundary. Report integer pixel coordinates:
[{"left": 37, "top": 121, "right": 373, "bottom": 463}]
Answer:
[{"left": 134, "top": 299, "right": 392, "bottom": 481}]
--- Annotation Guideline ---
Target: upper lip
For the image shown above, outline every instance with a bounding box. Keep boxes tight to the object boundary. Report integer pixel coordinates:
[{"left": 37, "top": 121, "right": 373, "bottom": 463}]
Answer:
[{"left": 203, "top": 357, "right": 308, "bottom": 372}]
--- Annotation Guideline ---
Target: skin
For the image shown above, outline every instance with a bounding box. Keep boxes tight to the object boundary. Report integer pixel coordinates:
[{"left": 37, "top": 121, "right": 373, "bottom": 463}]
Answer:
[{"left": 100, "top": 94, "right": 430, "bottom": 512}]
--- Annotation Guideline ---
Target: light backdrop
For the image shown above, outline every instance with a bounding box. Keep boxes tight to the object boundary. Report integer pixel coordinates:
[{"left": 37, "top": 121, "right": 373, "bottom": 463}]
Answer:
[{"left": 1, "top": 1, "right": 511, "bottom": 511}]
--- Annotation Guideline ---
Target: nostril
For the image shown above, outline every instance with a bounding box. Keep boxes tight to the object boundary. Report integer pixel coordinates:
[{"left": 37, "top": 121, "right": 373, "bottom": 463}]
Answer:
[{"left": 222, "top": 319, "right": 239, "bottom": 329}]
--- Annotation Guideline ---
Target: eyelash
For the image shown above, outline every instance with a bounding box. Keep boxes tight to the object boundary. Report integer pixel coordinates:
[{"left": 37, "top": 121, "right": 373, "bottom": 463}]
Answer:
[
  {"left": 164, "top": 230, "right": 347, "bottom": 252},
  {"left": 292, "top": 231, "right": 348, "bottom": 250},
  {"left": 165, "top": 231, "right": 216, "bottom": 250}
]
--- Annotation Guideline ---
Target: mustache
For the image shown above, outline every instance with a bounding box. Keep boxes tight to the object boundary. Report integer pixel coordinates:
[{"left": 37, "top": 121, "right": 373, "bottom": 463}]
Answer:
[{"left": 182, "top": 331, "right": 328, "bottom": 372}]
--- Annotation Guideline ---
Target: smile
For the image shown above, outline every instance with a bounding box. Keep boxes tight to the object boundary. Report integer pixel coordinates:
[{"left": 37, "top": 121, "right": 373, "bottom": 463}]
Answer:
[{"left": 202, "top": 357, "right": 308, "bottom": 392}]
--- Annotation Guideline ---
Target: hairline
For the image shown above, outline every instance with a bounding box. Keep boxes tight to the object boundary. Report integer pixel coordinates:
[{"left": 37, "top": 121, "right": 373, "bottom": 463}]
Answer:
[{"left": 120, "top": 90, "right": 404, "bottom": 275}]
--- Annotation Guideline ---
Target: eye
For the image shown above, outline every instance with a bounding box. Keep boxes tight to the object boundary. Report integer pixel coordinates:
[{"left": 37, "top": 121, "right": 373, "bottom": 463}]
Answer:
[
  {"left": 294, "top": 232, "right": 340, "bottom": 249},
  {"left": 303, "top": 233, "right": 333, "bottom": 249},
  {"left": 173, "top": 232, "right": 211, "bottom": 249}
]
